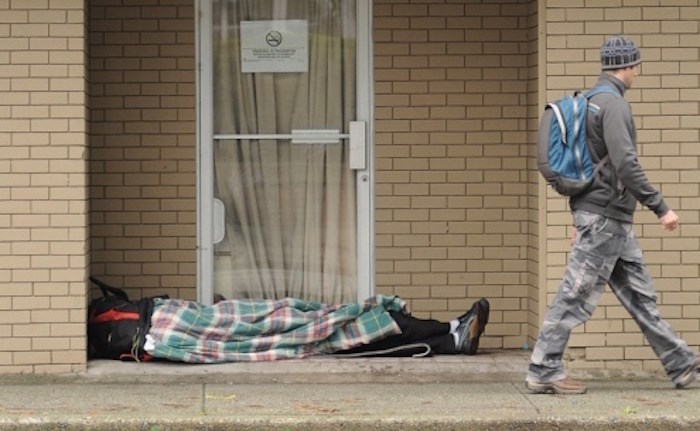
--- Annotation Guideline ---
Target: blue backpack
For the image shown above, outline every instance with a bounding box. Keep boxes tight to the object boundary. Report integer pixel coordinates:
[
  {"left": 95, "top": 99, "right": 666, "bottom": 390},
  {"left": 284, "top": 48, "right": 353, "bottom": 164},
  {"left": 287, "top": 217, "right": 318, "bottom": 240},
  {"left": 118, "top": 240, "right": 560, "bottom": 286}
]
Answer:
[{"left": 537, "top": 86, "right": 619, "bottom": 196}]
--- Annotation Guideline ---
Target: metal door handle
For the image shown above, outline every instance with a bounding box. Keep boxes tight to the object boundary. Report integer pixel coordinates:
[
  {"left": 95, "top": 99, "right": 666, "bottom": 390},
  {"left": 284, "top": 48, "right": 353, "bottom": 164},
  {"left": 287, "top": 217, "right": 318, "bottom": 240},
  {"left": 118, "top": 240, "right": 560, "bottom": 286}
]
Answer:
[{"left": 213, "top": 198, "right": 225, "bottom": 244}]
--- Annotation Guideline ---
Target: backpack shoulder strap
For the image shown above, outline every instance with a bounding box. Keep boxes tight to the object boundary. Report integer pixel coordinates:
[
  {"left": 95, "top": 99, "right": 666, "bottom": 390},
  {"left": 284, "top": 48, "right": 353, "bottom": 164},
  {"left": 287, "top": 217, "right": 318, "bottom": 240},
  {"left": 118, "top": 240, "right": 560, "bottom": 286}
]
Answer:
[{"left": 582, "top": 85, "right": 619, "bottom": 165}]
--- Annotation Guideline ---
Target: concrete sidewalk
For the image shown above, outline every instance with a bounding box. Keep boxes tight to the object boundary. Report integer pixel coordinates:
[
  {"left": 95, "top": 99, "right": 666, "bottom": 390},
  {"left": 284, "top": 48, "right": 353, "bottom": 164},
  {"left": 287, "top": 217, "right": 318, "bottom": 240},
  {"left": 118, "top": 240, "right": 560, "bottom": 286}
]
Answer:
[{"left": 1, "top": 350, "right": 699, "bottom": 430}]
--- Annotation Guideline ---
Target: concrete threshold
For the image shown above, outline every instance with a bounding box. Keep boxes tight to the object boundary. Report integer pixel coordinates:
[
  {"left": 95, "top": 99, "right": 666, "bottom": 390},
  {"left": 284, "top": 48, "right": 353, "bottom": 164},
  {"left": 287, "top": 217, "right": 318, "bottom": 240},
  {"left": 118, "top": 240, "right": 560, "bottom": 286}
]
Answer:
[{"left": 81, "top": 348, "right": 531, "bottom": 384}]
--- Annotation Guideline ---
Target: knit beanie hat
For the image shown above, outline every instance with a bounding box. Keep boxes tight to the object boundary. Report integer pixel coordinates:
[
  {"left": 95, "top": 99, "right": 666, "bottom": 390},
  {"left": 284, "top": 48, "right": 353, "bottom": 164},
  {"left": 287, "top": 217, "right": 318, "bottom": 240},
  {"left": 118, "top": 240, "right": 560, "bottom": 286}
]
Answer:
[{"left": 600, "top": 35, "right": 641, "bottom": 70}]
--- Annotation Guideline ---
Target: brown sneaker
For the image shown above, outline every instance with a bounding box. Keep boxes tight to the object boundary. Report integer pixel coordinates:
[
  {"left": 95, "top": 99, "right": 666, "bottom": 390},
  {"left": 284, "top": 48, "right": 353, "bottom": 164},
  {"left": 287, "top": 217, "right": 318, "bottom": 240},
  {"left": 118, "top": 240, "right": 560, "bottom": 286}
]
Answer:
[{"left": 525, "top": 377, "right": 587, "bottom": 395}]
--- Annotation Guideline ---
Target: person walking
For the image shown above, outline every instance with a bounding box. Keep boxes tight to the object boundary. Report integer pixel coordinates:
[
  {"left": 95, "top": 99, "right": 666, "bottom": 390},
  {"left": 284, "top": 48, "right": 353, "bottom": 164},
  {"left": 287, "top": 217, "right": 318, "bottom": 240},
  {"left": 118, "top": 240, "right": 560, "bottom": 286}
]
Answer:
[{"left": 526, "top": 35, "right": 699, "bottom": 395}]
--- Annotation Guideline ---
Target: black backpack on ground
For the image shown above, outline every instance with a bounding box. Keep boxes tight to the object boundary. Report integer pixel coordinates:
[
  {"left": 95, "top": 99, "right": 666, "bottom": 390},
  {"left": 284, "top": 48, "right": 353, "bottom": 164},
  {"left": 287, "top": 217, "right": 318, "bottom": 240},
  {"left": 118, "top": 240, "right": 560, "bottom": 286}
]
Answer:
[{"left": 87, "top": 277, "right": 163, "bottom": 361}]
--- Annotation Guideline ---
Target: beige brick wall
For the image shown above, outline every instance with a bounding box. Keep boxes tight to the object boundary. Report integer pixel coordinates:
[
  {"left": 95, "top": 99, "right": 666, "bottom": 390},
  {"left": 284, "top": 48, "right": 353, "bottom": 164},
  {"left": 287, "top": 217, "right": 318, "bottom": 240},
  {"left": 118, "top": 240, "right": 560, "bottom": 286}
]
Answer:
[
  {"left": 526, "top": 1, "right": 542, "bottom": 348},
  {"left": 543, "top": 2, "right": 700, "bottom": 372},
  {"left": 3, "top": 0, "right": 696, "bottom": 374},
  {"left": 88, "top": 0, "right": 197, "bottom": 300},
  {"left": 374, "top": 0, "right": 537, "bottom": 350},
  {"left": 0, "top": 0, "right": 89, "bottom": 373}
]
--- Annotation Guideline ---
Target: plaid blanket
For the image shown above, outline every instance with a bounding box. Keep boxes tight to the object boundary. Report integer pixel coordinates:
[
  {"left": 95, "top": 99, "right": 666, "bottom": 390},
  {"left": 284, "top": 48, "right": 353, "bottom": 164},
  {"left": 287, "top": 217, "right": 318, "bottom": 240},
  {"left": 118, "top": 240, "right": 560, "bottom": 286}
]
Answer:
[{"left": 145, "top": 295, "right": 406, "bottom": 363}]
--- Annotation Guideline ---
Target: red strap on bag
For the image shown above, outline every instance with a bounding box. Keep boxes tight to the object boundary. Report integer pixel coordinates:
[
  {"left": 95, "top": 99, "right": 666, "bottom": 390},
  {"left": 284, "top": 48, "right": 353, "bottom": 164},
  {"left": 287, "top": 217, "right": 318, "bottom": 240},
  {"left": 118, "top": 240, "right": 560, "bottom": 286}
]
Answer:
[{"left": 90, "top": 309, "right": 140, "bottom": 323}]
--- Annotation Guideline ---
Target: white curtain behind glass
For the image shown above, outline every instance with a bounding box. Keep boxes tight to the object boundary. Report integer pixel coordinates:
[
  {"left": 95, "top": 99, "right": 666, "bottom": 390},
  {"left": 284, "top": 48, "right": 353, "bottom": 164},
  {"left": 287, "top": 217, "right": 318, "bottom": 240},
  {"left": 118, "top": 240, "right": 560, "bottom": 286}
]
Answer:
[{"left": 212, "top": 0, "right": 357, "bottom": 303}]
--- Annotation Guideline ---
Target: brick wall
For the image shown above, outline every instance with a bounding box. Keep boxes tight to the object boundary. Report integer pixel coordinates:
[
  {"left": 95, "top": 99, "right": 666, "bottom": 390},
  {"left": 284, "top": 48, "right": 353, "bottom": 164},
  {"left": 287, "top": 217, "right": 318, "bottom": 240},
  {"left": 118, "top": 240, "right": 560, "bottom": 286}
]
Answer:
[
  {"left": 544, "top": 2, "right": 700, "bottom": 372},
  {"left": 525, "top": 0, "right": 541, "bottom": 349},
  {"left": 3, "top": 0, "right": 696, "bottom": 374},
  {"left": 89, "top": 0, "right": 196, "bottom": 300},
  {"left": 374, "top": 0, "right": 536, "bottom": 350},
  {"left": 0, "top": 0, "right": 89, "bottom": 373}
]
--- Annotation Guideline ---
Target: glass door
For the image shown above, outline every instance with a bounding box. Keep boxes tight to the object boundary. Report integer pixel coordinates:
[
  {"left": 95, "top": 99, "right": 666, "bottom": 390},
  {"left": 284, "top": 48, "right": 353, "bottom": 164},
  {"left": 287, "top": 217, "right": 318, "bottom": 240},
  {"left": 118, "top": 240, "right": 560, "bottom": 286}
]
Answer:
[{"left": 198, "top": 0, "right": 374, "bottom": 305}]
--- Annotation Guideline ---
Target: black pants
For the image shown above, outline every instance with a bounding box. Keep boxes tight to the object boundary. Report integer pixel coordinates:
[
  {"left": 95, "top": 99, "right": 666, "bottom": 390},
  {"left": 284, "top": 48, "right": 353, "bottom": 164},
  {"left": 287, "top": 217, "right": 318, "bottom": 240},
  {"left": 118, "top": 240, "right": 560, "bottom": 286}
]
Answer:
[{"left": 337, "top": 311, "right": 457, "bottom": 355}]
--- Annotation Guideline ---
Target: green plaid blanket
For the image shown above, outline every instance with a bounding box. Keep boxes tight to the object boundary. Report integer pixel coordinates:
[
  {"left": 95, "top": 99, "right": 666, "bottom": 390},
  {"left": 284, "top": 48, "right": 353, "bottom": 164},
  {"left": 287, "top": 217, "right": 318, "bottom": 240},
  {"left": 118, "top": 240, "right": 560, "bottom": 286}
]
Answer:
[{"left": 145, "top": 295, "right": 406, "bottom": 363}]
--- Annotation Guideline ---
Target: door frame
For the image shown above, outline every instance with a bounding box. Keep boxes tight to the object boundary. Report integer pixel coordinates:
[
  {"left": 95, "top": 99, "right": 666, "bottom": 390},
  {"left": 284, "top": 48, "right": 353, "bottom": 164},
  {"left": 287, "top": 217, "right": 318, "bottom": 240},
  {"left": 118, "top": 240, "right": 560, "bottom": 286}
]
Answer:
[{"left": 195, "top": 0, "right": 375, "bottom": 304}]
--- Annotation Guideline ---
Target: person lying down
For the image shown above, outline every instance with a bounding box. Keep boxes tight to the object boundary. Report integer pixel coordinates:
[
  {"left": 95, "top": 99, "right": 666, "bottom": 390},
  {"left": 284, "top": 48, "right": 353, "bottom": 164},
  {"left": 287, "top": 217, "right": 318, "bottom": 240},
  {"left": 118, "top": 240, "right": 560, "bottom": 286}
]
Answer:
[
  {"left": 144, "top": 296, "right": 490, "bottom": 363},
  {"left": 87, "top": 279, "right": 490, "bottom": 363}
]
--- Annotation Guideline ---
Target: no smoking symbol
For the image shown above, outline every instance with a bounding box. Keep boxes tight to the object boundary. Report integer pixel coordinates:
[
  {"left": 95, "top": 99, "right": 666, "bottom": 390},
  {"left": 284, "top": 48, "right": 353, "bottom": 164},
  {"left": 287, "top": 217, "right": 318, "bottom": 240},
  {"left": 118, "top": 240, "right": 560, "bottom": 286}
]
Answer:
[{"left": 266, "top": 31, "right": 282, "bottom": 47}]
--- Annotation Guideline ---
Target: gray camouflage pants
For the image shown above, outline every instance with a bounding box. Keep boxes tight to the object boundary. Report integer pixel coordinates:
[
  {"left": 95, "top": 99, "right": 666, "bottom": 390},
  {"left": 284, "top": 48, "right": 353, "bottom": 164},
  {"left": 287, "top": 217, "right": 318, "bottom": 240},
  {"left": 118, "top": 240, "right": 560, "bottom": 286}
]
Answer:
[{"left": 528, "top": 210, "right": 696, "bottom": 385}]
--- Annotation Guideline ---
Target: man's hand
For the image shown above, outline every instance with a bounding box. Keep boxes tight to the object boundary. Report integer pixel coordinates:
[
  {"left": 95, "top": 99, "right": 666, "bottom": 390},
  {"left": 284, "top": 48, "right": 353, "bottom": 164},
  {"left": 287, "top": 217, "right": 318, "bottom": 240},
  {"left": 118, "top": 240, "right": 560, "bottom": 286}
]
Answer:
[{"left": 660, "top": 209, "right": 679, "bottom": 231}]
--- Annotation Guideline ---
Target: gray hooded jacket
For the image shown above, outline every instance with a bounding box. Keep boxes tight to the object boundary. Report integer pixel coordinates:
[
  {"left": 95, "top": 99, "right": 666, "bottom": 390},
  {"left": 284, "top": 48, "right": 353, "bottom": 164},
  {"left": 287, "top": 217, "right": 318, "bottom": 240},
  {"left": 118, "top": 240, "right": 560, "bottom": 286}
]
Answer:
[{"left": 569, "top": 73, "right": 668, "bottom": 223}]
